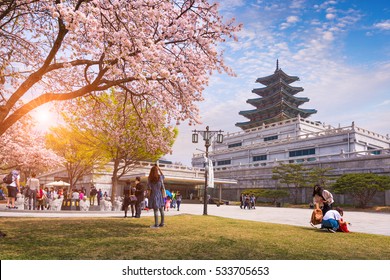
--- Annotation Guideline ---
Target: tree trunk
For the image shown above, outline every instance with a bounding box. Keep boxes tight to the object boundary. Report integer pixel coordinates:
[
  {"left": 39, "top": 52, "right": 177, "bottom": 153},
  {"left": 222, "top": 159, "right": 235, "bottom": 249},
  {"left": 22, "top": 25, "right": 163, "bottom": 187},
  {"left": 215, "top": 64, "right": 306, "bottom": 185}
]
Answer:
[{"left": 111, "top": 159, "right": 120, "bottom": 204}]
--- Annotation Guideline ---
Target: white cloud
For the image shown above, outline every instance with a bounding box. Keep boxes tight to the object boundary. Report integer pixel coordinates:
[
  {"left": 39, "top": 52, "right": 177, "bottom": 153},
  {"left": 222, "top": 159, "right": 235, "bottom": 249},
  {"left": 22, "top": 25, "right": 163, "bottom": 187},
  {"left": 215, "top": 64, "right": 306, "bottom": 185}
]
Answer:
[
  {"left": 378, "top": 100, "right": 390, "bottom": 106},
  {"left": 219, "top": 0, "right": 246, "bottom": 10},
  {"left": 326, "top": 13, "right": 336, "bottom": 20},
  {"left": 374, "top": 20, "right": 390, "bottom": 30},
  {"left": 290, "top": 0, "right": 305, "bottom": 9},
  {"left": 280, "top": 16, "right": 300, "bottom": 30},
  {"left": 322, "top": 31, "right": 334, "bottom": 41},
  {"left": 287, "top": 15, "right": 300, "bottom": 23}
]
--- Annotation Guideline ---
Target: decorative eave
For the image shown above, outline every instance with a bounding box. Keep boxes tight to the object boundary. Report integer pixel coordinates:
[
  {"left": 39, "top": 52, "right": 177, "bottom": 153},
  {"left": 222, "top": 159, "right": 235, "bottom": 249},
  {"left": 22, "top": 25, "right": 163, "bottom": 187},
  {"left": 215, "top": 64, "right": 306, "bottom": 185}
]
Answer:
[
  {"left": 247, "top": 89, "right": 309, "bottom": 107},
  {"left": 255, "top": 69, "right": 299, "bottom": 86},
  {"left": 239, "top": 100, "right": 317, "bottom": 118},
  {"left": 252, "top": 79, "right": 303, "bottom": 96}
]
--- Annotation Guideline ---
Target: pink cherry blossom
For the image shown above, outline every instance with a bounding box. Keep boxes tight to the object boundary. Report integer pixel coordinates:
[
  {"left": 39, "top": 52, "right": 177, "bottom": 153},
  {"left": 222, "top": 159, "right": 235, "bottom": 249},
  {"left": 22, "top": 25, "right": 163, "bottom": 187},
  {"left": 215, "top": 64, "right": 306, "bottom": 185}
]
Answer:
[{"left": 0, "top": 0, "right": 241, "bottom": 136}]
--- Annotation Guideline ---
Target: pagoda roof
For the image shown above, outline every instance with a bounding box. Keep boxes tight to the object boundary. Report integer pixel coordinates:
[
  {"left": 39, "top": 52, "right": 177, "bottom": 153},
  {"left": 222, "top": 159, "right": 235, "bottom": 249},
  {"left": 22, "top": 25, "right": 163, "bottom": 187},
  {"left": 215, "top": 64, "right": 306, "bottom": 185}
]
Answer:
[
  {"left": 239, "top": 99, "right": 317, "bottom": 118},
  {"left": 247, "top": 89, "right": 309, "bottom": 107},
  {"left": 255, "top": 69, "right": 299, "bottom": 86},
  {"left": 252, "top": 79, "right": 303, "bottom": 97}
]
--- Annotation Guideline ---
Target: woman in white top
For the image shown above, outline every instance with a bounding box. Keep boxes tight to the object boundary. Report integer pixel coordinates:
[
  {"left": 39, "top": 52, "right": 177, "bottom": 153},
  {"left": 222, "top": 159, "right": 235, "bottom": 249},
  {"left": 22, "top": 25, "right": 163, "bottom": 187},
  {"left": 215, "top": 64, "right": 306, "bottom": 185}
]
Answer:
[
  {"left": 312, "top": 184, "right": 334, "bottom": 216},
  {"left": 6, "top": 168, "right": 20, "bottom": 209},
  {"left": 26, "top": 173, "right": 40, "bottom": 210}
]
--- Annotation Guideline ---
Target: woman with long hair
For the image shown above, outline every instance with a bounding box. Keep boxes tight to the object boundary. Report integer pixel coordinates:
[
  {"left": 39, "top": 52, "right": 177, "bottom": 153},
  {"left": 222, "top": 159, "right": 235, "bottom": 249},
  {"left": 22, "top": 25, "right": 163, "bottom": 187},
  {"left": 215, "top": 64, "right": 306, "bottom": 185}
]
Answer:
[
  {"left": 312, "top": 184, "right": 334, "bottom": 216},
  {"left": 147, "top": 164, "right": 166, "bottom": 228}
]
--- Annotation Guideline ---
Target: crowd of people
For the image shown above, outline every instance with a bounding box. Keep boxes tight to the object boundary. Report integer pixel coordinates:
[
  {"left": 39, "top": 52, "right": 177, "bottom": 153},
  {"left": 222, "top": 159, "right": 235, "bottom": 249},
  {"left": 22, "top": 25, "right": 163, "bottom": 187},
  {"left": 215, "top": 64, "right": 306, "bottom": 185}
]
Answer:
[
  {"left": 239, "top": 193, "right": 256, "bottom": 209},
  {"left": 1, "top": 167, "right": 107, "bottom": 210},
  {"left": 2, "top": 167, "right": 350, "bottom": 233}
]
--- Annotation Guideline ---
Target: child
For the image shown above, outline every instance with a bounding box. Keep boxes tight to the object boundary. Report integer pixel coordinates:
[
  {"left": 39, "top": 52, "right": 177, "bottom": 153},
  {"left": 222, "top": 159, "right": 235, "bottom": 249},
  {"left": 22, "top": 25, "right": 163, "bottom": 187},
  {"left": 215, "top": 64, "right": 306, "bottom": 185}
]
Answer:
[{"left": 165, "top": 196, "right": 171, "bottom": 211}]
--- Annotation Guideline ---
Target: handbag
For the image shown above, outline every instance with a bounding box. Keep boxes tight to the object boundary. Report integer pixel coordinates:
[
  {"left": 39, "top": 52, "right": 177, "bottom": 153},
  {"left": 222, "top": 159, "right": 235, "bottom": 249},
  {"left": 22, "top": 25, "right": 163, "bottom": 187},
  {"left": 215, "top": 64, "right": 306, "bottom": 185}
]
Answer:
[
  {"left": 310, "top": 203, "right": 323, "bottom": 225},
  {"left": 161, "top": 177, "right": 167, "bottom": 198},
  {"left": 129, "top": 195, "right": 137, "bottom": 202},
  {"left": 161, "top": 186, "right": 167, "bottom": 198}
]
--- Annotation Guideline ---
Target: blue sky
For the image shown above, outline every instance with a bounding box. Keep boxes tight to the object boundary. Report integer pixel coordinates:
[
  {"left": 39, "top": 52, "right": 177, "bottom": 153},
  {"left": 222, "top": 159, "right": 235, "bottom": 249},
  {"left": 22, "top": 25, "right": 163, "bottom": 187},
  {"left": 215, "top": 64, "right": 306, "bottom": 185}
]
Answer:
[{"left": 165, "top": 0, "right": 390, "bottom": 166}]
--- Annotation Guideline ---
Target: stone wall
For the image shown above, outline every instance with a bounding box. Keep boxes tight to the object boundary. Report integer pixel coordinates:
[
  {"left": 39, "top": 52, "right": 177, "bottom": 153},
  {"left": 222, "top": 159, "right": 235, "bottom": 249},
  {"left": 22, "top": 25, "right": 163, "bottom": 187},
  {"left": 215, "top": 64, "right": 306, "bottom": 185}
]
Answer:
[{"left": 213, "top": 154, "right": 390, "bottom": 206}]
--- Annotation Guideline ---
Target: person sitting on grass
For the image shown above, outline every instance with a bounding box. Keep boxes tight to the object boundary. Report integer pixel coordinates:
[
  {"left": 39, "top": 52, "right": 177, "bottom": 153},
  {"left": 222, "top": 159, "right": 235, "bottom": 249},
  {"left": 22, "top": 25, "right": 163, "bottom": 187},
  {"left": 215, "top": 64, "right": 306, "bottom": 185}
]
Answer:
[{"left": 321, "top": 207, "right": 344, "bottom": 233}]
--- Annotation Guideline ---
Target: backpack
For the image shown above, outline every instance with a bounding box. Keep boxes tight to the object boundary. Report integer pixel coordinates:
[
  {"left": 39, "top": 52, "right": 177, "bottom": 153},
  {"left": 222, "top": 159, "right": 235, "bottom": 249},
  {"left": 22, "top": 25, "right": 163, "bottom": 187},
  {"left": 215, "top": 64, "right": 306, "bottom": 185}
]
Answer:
[{"left": 2, "top": 172, "right": 14, "bottom": 185}]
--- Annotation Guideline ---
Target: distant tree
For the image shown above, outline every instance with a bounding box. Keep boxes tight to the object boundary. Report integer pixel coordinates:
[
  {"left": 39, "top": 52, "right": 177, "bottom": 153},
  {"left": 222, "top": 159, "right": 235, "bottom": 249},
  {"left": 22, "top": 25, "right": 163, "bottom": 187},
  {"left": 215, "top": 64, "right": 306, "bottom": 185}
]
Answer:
[
  {"left": 46, "top": 125, "right": 108, "bottom": 194},
  {"left": 306, "top": 167, "right": 334, "bottom": 189},
  {"left": 272, "top": 163, "right": 307, "bottom": 204},
  {"left": 332, "top": 173, "right": 390, "bottom": 208},
  {"left": 244, "top": 189, "right": 289, "bottom": 205}
]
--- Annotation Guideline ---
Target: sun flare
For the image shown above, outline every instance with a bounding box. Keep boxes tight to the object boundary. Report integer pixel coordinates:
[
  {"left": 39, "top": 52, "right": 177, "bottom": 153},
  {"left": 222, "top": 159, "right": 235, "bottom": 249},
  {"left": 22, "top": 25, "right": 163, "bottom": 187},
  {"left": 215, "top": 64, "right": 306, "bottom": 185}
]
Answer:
[{"left": 32, "top": 105, "right": 57, "bottom": 131}]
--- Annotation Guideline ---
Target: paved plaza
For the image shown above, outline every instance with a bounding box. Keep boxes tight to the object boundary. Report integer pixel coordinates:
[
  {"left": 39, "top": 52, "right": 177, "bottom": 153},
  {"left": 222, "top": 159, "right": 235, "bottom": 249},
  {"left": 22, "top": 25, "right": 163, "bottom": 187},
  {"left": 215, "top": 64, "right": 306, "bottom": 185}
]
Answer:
[{"left": 0, "top": 203, "right": 388, "bottom": 236}]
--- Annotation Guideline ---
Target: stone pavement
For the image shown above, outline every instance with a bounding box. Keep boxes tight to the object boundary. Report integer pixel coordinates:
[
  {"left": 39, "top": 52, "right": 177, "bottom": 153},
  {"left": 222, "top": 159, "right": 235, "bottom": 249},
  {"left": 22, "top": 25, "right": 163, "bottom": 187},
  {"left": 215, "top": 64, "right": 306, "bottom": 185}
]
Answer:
[{"left": 0, "top": 203, "right": 389, "bottom": 236}]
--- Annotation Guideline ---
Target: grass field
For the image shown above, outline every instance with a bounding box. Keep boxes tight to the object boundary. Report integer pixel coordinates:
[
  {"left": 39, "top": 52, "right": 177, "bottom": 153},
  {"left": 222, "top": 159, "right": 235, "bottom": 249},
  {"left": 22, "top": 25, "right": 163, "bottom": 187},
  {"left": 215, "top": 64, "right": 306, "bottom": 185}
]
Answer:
[{"left": 0, "top": 214, "right": 389, "bottom": 260}]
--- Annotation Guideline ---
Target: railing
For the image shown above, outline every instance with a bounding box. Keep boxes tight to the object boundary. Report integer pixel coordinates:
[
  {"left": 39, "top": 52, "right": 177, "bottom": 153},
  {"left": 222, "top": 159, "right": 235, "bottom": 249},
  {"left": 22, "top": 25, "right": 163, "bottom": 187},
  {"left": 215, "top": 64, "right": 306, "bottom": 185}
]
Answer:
[
  {"left": 193, "top": 125, "right": 356, "bottom": 158},
  {"left": 209, "top": 148, "right": 390, "bottom": 172}
]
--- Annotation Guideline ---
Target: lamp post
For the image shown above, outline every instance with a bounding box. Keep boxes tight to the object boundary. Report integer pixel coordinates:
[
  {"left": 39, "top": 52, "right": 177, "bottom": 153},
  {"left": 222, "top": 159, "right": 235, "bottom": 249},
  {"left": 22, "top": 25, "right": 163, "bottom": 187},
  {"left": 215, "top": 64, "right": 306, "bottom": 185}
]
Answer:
[{"left": 192, "top": 126, "right": 223, "bottom": 215}]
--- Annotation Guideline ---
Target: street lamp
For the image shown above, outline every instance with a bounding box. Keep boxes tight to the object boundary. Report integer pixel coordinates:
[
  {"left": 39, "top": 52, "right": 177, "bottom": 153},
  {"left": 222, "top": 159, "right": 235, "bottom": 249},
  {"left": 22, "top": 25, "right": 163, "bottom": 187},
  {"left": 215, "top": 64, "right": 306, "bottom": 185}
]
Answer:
[{"left": 192, "top": 126, "right": 224, "bottom": 215}]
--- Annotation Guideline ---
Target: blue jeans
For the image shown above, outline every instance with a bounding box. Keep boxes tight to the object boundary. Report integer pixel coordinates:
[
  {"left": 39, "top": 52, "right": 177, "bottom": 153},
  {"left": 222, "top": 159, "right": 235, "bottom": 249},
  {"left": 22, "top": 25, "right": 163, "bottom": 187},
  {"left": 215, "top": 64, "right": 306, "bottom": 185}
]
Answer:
[{"left": 321, "top": 219, "right": 339, "bottom": 230}]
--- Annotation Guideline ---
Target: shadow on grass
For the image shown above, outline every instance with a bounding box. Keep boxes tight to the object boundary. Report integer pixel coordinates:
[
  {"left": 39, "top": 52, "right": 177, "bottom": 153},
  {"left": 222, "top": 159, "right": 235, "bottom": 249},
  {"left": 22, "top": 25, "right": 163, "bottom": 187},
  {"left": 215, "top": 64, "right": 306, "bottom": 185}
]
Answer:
[{"left": 0, "top": 215, "right": 389, "bottom": 260}]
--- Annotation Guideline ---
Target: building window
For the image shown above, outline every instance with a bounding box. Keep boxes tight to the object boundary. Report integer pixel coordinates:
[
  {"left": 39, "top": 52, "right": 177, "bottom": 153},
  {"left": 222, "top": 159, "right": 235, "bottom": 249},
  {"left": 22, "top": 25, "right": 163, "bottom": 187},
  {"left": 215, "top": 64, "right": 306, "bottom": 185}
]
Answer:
[
  {"left": 217, "top": 160, "right": 231, "bottom": 166},
  {"left": 264, "top": 135, "right": 278, "bottom": 141},
  {"left": 289, "top": 148, "right": 315, "bottom": 157},
  {"left": 253, "top": 155, "right": 267, "bottom": 162},
  {"left": 228, "top": 142, "right": 242, "bottom": 148},
  {"left": 368, "top": 147, "right": 381, "bottom": 155}
]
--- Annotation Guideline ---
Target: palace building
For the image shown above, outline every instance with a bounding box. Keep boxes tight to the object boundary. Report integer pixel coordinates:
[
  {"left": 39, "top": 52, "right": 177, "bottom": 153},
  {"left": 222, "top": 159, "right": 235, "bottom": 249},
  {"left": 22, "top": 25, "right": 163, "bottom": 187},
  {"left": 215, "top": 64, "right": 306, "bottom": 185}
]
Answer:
[{"left": 192, "top": 62, "right": 390, "bottom": 205}]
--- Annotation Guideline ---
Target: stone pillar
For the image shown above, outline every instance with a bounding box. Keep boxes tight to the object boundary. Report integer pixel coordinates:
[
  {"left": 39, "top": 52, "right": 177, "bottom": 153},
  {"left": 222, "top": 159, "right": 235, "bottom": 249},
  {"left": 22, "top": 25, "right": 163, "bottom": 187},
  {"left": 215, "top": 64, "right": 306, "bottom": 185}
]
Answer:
[
  {"left": 385, "top": 190, "right": 390, "bottom": 206},
  {"left": 301, "top": 187, "right": 306, "bottom": 204}
]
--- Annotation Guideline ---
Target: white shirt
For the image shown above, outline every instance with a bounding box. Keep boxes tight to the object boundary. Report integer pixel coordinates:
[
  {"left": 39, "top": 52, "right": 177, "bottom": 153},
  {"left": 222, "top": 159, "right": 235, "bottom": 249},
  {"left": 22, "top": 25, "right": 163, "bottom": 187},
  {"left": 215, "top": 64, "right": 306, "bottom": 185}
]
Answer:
[
  {"left": 27, "top": 178, "right": 40, "bottom": 191},
  {"left": 323, "top": 210, "right": 342, "bottom": 221},
  {"left": 72, "top": 192, "right": 80, "bottom": 199}
]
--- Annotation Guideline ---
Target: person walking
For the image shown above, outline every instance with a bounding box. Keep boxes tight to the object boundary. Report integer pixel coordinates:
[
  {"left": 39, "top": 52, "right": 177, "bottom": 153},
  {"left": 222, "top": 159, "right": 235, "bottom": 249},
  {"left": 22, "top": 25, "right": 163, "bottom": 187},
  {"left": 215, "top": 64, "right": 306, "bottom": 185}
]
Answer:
[
  {"left": 122, "top": 180, "right": 131, "bottom": 218},
  {"left": 250, "top": 194, "right": 256, "bottom": 209},
  {"left": 171, "top": 191, "right": 176, "bottom": 209},
  {"left": 312, "top": 184, "right": 334, "bottom": 216},
  {"left": 147, "top": 164, "right": 165, "bottom": 228},
  {"left": 5, "top": 167, "right": 21, "bottom": 209},
  {"left": 97, "top": 189, "right": 103, "bottom": 206},
  {"left": 134, "top": 177, "right": 144, "bottom": 218},
  {"left": 176, "top": 191, "right": 182, "bottom": 211},
  {"left": 129, "top": 182, "right": 136, "bottom": 217},
  {"left": 239, "top": 193, "right": 244, "bottom": 209},
  {"left": 26, "top": 172, "right": 39, "bottom": 210},
  {"left": 36, "top": 185, "right": 46, "bottom": 210},
  {"left": 89, "top": 186, "right": 97, "bottom": 206}
]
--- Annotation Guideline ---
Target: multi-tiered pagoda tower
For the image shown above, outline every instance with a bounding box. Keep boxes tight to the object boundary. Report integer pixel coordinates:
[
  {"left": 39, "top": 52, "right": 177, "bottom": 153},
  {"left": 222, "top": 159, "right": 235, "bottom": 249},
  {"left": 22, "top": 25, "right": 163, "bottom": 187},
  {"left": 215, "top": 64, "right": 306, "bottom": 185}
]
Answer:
[{"left": 235, "top": 61, "right": 317, "bottom": 130}]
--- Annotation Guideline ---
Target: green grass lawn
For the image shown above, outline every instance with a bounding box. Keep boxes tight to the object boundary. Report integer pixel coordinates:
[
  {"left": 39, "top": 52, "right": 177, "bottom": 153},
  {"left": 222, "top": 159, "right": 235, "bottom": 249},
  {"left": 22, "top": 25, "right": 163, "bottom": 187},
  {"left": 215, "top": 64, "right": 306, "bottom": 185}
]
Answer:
[{"left": 0, "top": 215, "right": 389, "bottom": 260}]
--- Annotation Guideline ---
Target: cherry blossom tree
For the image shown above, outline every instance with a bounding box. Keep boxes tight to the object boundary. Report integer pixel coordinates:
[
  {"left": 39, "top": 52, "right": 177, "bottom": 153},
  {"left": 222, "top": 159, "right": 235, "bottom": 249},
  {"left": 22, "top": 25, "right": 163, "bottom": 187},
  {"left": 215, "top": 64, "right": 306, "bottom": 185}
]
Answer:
[
  {"left": 60, "top": 91, "right": 177, "bottom": 200},
  {"left": 0, "top": 0, "right": 241, "bottom": 136},
  {"left": 0, "top": 115, "right": 63, "bottom": 176}
]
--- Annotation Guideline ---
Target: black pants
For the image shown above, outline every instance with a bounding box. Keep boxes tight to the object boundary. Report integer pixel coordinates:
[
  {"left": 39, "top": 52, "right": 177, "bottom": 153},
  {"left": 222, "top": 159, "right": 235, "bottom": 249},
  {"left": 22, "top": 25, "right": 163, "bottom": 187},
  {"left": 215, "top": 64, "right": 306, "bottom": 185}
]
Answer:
[
  {"left": 322, "top": 203, "right": 332, "bottom": 216},
  {"left": 135, "top": 200, "right": 142, "bottom": 217}
]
